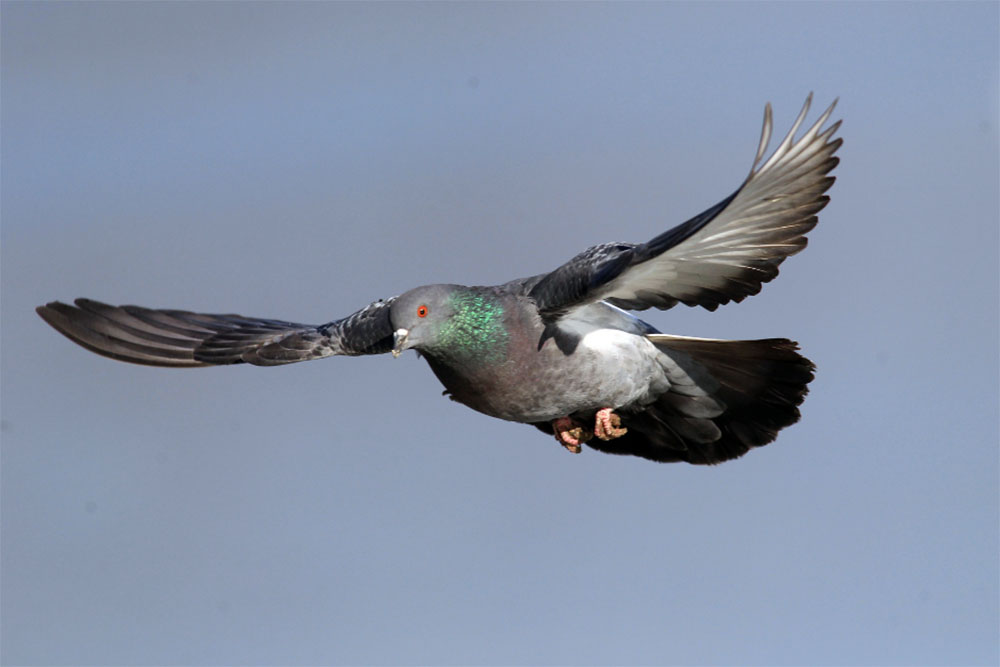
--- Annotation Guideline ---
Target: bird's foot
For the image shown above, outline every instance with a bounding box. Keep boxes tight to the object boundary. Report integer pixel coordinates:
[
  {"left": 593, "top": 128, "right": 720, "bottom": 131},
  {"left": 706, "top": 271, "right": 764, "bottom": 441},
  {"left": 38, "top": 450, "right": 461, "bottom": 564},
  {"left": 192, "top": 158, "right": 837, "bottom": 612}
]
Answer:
[
  {"left": 551, "top": 416, "right": 592, "bottom": 454},
  {"left": 594, "top": 408, "right": 628, "bottom": 441}
]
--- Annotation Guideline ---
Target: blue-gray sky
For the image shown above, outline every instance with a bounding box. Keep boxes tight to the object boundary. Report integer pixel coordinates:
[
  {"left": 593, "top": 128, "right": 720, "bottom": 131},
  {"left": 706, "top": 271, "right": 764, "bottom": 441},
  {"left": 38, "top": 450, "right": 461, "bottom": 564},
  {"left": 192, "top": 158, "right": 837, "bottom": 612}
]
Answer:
[{"left": 2, "top": 2, "right": 997, "bottom": 665}]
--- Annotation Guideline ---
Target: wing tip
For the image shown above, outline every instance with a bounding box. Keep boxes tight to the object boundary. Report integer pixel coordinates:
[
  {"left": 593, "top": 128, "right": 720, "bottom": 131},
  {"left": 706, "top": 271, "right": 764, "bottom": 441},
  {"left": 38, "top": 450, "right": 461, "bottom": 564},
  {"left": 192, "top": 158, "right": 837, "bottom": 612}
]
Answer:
[
  {"left": 36, "top": 303, "right": 60, "bottom": 329},
  {"left": 754, "top": 102, "right": 775, "bottom": 169}
]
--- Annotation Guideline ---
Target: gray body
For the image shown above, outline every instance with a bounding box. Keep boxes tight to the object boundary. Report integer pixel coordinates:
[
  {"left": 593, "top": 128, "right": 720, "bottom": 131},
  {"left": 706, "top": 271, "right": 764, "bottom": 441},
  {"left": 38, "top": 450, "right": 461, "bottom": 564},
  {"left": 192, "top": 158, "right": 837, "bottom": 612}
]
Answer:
[{"left": 421, "top": 296, "right": 667, "bottom": 423}]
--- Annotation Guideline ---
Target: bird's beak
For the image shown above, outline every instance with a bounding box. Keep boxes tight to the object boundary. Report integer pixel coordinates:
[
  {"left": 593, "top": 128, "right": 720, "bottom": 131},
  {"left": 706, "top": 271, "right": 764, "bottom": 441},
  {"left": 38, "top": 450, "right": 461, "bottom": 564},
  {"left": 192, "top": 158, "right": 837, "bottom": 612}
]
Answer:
[{"left": 391, "top": 328, "right": 409, "bottom": 358}]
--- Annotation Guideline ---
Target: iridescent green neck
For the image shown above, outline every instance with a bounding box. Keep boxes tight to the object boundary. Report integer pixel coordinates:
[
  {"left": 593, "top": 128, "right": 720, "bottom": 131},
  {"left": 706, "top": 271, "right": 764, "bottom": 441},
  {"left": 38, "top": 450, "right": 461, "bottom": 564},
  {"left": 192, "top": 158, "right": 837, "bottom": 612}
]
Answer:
[{"left": 436, "top": 289, "right": 508, "bottom": 363}]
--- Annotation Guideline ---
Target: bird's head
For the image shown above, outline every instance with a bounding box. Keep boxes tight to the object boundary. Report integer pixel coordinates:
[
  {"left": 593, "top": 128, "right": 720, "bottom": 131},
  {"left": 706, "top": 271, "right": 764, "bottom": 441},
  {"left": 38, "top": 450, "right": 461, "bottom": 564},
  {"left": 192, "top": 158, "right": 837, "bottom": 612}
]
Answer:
[
  {"left": 390, "top": 284, "right": 509, "bottom": 361},
  {"left": 389, "top": 284, "right": 462, "bottom": 358}
]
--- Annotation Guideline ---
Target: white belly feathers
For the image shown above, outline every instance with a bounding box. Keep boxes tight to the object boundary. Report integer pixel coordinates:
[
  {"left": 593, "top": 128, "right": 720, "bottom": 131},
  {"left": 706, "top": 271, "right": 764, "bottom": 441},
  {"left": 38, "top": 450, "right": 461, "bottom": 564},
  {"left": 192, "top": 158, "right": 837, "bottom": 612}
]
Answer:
[{"left": 574, "top": 328, "right": 667, "bottom": 412}]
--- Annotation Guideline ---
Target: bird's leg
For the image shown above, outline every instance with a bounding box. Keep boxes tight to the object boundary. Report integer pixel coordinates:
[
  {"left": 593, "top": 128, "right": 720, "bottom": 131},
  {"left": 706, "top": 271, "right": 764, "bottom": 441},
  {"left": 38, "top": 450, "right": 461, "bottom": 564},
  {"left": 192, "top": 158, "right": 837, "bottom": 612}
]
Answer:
[
  {"left": 594, "top": 408, "right": 628, "bottom": 440},
  {"left": 551, "top": 416, "right": 592, "bottom": 454}
]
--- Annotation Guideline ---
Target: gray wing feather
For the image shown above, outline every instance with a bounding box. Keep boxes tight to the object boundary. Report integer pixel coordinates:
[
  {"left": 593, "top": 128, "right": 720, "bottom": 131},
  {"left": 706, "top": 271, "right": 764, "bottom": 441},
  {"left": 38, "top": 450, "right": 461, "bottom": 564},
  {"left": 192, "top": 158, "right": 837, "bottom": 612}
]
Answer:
[
  {"left": 529, "top": 94, "right": 841, "bottom": 317},
  {"left": 36, "top": 297, "right": 396, "bottom": 368}
]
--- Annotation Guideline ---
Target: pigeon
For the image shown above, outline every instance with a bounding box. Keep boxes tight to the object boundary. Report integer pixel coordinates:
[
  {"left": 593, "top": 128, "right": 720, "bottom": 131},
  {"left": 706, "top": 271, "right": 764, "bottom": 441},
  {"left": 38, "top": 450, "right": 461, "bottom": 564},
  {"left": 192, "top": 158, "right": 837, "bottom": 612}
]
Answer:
[{"left": 37, "top": 95, "right": 841, "bottom": 464}]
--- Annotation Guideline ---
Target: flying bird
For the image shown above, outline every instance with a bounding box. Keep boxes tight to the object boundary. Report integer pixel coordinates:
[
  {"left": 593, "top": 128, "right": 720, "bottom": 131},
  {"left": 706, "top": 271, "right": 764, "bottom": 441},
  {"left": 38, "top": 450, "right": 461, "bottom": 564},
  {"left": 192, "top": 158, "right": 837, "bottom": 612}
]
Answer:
[{"left": 37, "top": 95, "right": 841, "bottom": 464}]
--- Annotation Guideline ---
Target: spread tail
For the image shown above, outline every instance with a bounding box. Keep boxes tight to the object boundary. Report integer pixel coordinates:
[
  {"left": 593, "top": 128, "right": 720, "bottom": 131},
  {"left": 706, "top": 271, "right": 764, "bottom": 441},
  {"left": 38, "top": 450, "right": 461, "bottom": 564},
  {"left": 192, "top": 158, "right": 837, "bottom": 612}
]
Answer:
[{"left": 587, "top": 335, "right": 815, "bottom": 464}]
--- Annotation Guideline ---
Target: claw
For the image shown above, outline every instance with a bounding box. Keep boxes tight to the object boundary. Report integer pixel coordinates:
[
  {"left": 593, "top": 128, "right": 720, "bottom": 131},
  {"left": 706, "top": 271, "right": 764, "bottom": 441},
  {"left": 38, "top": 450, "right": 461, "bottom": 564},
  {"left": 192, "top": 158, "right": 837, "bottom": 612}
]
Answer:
[
  {"left": 551, "top": 416, "right": 592, "bottom": 454},
  {"left": 594, "top": 408, "right": 628, "bottom": 440}
]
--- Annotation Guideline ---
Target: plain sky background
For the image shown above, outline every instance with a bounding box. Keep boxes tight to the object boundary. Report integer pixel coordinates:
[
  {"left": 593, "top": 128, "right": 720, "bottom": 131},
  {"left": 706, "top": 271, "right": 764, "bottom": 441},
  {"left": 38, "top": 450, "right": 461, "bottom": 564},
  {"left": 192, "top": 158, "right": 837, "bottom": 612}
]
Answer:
[{"left": 2, "top": 2, "right": 997, "bottom": 665}]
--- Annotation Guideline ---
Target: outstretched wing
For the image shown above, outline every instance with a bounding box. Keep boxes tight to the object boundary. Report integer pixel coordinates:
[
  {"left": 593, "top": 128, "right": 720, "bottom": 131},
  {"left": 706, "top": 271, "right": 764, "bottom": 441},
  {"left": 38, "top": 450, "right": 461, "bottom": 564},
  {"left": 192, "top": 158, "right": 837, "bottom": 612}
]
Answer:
[
  {"left": 36, "top": 297, "right": 396, "bottom": 367},
  {"left": 529, "top": 94, "right": 841, "bottom": 318}
]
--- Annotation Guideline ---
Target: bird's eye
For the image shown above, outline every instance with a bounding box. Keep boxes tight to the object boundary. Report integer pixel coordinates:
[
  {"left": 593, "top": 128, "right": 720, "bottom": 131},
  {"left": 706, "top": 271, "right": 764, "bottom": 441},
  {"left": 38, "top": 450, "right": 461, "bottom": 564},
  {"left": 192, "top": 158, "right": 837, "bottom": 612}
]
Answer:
[{"left": 417, "top": 305, "right": 428, "bottom": 318}]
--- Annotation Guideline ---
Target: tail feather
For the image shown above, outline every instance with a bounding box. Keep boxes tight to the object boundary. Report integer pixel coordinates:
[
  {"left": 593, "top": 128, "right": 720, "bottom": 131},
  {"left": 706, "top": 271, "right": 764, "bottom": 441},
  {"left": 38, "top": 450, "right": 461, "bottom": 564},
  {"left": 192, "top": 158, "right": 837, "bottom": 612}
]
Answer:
[{"left": 585, "top": 335, "right": 814, "bottom": 464}]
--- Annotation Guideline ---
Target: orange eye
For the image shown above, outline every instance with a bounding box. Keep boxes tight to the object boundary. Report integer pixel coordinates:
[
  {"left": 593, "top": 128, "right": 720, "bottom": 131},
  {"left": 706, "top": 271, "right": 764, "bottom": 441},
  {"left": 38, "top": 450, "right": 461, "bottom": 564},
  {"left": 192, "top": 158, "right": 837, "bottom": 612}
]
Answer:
[{"left": 417, "top": 305, "right": 428, "bottom": 318}]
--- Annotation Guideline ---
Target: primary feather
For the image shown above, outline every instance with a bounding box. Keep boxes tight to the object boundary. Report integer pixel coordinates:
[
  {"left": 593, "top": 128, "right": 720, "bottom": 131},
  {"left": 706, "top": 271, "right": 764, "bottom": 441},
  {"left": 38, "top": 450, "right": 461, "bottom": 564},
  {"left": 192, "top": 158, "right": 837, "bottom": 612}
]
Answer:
[
  {"left": 36, "top": 297, "right": 395, "bottom": 367},
  {"left": 529, "top": 94, "right": 841, "bottom": 316}
]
